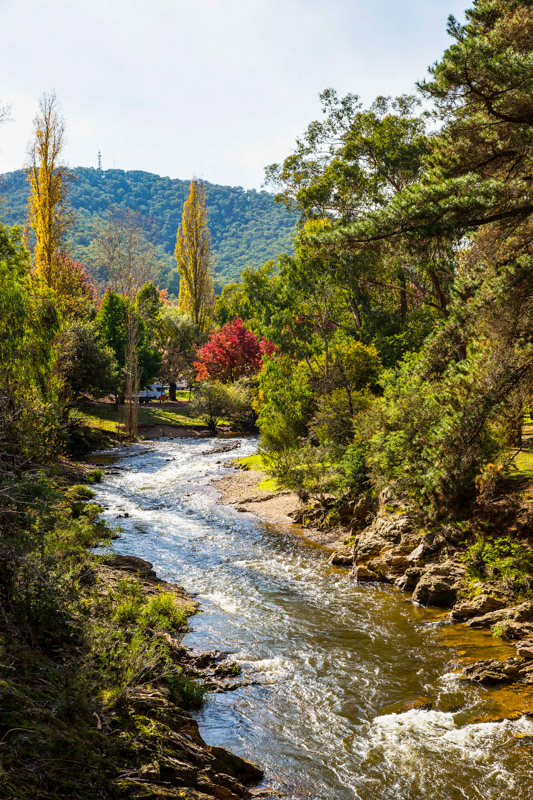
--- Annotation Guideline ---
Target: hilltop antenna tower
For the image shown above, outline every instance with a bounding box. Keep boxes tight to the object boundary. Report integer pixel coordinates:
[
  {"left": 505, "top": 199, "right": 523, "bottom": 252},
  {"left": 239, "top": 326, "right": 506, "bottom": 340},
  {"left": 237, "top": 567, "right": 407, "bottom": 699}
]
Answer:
[{"left": 97, "top": 150, "right": 102, "bottom": 171}]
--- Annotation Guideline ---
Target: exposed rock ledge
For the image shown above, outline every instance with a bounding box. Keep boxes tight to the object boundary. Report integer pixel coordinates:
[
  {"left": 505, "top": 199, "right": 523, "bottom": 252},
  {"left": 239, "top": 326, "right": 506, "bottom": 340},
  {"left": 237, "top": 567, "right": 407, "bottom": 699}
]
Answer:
[
  {"left": 325, "top": 493, "right": 533, "bottom": 690},
  {"left": 219, "top": 466, "right": 533, "bottom": 694},
  {"left": 103, "top": 554, "right": 271, "bottom": 800}
]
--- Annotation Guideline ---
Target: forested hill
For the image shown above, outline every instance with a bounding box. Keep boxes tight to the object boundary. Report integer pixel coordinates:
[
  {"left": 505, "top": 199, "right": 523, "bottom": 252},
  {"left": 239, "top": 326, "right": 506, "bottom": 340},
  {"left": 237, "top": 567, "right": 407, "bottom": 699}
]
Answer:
[{"left": 0, "top": 167, "right": 296, "bottom": 290}]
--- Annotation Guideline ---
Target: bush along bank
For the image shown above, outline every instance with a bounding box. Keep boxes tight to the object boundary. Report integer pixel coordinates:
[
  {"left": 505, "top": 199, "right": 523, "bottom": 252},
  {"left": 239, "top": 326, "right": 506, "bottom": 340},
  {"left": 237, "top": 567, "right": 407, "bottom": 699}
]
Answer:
[
  {"left": 315, "top": 483, "right": 533, "bottom": 689},
  {"left": 0, "top": 466, "right": 264, "bottom": 800}
]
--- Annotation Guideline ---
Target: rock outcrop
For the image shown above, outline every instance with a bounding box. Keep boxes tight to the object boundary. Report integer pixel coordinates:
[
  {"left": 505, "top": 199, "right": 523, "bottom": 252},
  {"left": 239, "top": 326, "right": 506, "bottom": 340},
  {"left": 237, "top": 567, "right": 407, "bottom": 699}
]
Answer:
[{"left": 411, "top": 560, "right": 465, "bottom": 607}]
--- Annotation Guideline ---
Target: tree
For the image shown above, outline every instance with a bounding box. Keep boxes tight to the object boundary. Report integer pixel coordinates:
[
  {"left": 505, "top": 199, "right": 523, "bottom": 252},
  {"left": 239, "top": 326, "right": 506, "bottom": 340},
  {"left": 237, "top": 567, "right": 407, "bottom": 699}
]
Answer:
[
  {"left": 156, "top": 305, "right": 199, "bottom": 398},
  {"left": 175, "top": 180, "right": 214, "bottom": 331},
  {"left": 95, "top": 289, "right": 160, "bottom": 404},
  {"left": 194, "top": 318, "right": 274, "bottom": 383},
  {"left": 26, "top": 93, "right": 73, "bottom": 287},
  {"left": 49, "top": 255, "right": 95, "bottom": 320},
  {"left": 54, "top": 321, "right": 118, "bottom": 403},
  {"left": 135, "top": 281, "right": 164, "bottom": 329},
  {"left": 0, "top": 223, "right": 61, "bottom": 461},
  {"left": 94, "top": 206, "right": 158, "bottom": 297}
]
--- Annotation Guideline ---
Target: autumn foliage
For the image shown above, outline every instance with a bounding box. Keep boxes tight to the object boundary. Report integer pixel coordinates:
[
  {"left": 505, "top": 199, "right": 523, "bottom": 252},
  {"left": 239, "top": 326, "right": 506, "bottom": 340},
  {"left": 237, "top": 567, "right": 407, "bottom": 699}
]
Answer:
[{"left": 194, "top": 318, "right": 274, "bottom": 383}]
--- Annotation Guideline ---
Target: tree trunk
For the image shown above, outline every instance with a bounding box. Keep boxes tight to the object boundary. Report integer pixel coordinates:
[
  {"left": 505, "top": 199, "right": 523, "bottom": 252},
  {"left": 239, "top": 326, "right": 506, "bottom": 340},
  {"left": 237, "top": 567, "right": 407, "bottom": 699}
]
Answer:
[{"left": 399, "top": 271, "right": 407, "bottom": 325}]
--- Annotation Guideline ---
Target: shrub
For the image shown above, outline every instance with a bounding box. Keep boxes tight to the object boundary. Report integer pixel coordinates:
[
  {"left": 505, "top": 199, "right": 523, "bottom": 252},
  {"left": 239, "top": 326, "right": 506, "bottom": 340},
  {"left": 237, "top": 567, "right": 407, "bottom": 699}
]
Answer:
[
  {"left": 67, "top": 484, "right": 95, "bottom": 501},
  {"left": 463, "top": 535, "right": 532, "bottom": 595},
  {"left": 223, "top": 376, "right": 258, "bottom": 431},
  {"left": 257, "top": 355, "right": 315, "bottom": 452},
  {"left": 190, "top": 381, "right": 232, "bottom": 432},
  {"left": 337, "top": 441, "right": 370, "bottom": 497},
  {"left": 86, "top": 468, "right": 104, "bottom": 484},
  {"left": 141, "top": 592, "right": 188, "bottom": 632},
  {"left": 113, "top": 599, "right": 141, "bottom": 626}
]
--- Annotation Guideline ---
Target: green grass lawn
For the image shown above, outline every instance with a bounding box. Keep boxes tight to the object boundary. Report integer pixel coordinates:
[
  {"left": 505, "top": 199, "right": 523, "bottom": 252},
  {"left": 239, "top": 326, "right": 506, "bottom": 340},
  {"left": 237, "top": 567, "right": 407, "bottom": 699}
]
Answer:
[
  {"left": 233, "top": 453, "right": 279, "bottom": 492},
  {"left": 234, "top": 453, "right": 265, "bottom": 471},
  {"left": 77, "top": 400, "right": 206, "bottom": 434}
]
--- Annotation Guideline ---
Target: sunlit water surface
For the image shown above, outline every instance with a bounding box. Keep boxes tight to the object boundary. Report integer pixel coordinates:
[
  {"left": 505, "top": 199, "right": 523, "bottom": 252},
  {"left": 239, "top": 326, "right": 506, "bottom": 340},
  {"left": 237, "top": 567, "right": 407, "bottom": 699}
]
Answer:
[{"left": 93, "top": 437, "right": 533, "bottom": 800}]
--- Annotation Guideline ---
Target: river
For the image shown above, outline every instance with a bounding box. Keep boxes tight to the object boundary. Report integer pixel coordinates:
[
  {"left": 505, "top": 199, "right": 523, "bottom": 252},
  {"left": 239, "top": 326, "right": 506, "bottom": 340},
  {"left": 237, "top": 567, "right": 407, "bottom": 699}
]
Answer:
[{"left": 92, "top": 436, "right": 533, "bottom": 800}]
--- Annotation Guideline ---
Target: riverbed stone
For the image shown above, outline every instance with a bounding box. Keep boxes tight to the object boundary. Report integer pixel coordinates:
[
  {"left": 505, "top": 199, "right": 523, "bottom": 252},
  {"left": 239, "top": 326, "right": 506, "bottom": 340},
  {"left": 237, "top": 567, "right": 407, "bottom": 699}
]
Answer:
[
  {"left": 451, "top": 594, "right": 506, "bottom": 621},
  {"left": 516, "top": 641, "right": 533, "bottom": 659},
  {"left": 381, "top": 696, "right": 433, "bottom": 715},
  {"left": 351, "top": 565, "right": 379, "bottom": 582},
  {"left": 210, "top": 746, "right": 264, "bottom": 783},
  {"left": 462, "top": 656, "right": 533, "bottom": 686},
  {"left": 394, "top": 567, "right": 423, "bottom": 591},
  {"left": 466, "top": 608, "right": 511, "bottom": 628},
  {"left": 466, "top": 600, "right": 533, "bottom": 635},
  {"left": 411, "top": 560, "right": 465, "bottom": 607},
  {"left": 329, "top": 549, "right": 353, "bottom": 567}
]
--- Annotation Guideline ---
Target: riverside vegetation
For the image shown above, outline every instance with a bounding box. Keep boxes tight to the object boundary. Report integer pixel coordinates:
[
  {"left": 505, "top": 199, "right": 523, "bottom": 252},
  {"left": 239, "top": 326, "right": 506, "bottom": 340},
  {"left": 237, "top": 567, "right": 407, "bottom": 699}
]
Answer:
[{"left": 1, "top": 0, "right": 533, "bottom": 795}]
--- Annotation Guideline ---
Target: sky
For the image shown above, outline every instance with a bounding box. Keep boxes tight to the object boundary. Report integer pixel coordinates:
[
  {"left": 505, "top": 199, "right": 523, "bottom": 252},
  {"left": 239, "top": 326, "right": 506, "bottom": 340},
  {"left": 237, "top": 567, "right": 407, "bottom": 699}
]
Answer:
[{"left": 0, "top": 0, "right": 468, "bottom": 190}]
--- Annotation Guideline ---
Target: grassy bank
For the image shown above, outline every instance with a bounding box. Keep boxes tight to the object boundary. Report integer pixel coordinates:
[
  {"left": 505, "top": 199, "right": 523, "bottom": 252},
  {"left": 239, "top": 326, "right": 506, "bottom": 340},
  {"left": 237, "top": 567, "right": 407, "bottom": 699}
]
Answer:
[
  {"left": 234, "top": 453, "right": 278, "bottom": 492},
  {"left": 0, "top": 466, "right": 262, "bottom": 799},
  {"left": 77, "top": 398, "right": 207, "bottom": 435}
]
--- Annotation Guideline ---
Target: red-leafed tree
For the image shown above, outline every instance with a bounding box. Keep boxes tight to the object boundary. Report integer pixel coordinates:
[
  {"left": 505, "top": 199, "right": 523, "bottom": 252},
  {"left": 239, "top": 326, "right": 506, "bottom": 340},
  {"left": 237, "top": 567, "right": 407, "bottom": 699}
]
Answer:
[{"left": 194, "top": 318, "right": 274, "bottom": 383}]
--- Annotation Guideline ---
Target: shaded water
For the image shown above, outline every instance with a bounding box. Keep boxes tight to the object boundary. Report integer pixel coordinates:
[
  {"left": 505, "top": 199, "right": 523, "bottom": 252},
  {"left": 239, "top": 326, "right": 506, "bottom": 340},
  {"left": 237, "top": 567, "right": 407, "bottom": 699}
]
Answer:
[{"left": 93, "top": 437, "right": 533, "bottom": 800}]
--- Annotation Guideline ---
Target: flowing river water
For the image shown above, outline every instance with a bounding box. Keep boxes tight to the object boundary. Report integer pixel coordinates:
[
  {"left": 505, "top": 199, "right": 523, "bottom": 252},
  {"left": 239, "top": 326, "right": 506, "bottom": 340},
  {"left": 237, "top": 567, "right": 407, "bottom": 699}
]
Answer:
[{"left": 92, "top": 436, "right": 533, "bottom": 800}]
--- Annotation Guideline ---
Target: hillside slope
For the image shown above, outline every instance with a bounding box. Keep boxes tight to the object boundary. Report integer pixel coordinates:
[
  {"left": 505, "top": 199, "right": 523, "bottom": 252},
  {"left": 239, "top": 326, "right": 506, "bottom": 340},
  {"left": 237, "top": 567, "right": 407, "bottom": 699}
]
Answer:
[{"left": 0, "top": 168, "right": 296, "bottom": 291}]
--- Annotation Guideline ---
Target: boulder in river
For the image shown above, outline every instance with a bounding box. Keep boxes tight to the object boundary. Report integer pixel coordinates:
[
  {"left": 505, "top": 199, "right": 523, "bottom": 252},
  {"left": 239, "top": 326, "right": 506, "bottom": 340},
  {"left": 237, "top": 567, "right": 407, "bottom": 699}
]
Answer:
[
  {"left": 451, "top": 594, "right": 506, "bottom": 621},
  {"left": 462, "top": 657, "right": 533, "bottom": 686},
  {"left": 380, "top": 696, "right": 433, "bottom": 715},
  {"left": 351, "top": 564, "right": 379, "bottom": 582},
  {"left": 210, "top": 746, "right": 264, "bottom": 783},
  {"left": 411, "top": 560, "right": 465, "bottom": 607},
  {"left": 329, "top": 548, "right": 353, "bottom": 567}
]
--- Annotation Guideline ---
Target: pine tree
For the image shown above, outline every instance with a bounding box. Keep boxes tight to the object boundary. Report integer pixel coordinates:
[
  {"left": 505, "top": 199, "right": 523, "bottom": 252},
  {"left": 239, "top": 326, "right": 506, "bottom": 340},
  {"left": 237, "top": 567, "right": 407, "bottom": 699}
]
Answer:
[{"left": 175, "top": 180, "right": 214, "bottom": 331}]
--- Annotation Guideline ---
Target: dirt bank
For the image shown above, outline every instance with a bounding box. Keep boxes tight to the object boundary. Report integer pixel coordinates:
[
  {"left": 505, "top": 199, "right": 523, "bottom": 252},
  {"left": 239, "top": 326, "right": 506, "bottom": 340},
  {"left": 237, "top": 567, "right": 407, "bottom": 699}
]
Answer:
[{"left": 216, "top": 466, "right": 347, "bottom": 549}]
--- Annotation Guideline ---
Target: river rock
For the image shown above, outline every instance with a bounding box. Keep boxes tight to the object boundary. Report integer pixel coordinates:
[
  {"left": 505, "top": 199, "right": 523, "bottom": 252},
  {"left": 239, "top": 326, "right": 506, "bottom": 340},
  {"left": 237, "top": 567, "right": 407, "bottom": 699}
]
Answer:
[
  {"left": 382, "top": 696, "right": 433, "bottom": 715},
  {"left": 462, "top": 657, "right": 533, "bottom": 686},
  {"left": 514, "top": 600, "right": 533, "bottom": 622},
  {"left": 466, "top": 608, "right": 511, "bottom": 628},
  {"left": 349, "top": 494, "right": 378, "bottom": 531},
  {"left": 451, "top": 594, "right": 506, "bottom": 621},
  {"left": 516, "top": 641, "right": 533, "bottom": 659},
  {"left": 465, "top": 602, "right": 533, "bottom": 631},
  {"left": 368, "top": 548, "right": 410, "bottom": 579},
  {"left": 137, "top": 761, "right": 161, "bottom": 780},
  {"left": 394, "top": 567, "right": 423, "bottom": 591},
  {"left": 329, "top": 549, "right": 353, "bottom": 567},
  {"left": 353, "top": 512, "right": 416, "bottom": 563},
  {"left": 351, "top": 565, "right": 379, "bottom": 582},
  {"left": 411, "top": 560, "right": 465, "bottom": 607},
  {"left": 210, "top": 746, "right": 264, "bottom": 784}
]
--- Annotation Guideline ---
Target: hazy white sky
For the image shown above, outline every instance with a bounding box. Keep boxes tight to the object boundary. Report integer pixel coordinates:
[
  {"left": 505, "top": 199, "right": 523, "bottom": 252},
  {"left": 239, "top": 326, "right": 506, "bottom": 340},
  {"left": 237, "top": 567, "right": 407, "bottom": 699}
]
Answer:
[{"left": 1, "top": 0, "right": 467, "bottom": 189}]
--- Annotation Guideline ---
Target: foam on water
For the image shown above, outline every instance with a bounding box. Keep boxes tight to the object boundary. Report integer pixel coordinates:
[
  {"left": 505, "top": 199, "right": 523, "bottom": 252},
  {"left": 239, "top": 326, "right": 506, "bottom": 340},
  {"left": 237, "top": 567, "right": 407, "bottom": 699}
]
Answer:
[{"left": 93, "top": 437, "right": 533, "bottom": 800}]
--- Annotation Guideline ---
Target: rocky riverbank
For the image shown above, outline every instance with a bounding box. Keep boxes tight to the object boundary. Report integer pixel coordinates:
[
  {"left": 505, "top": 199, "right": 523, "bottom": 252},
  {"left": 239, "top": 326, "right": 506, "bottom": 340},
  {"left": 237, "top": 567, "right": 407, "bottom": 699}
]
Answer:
[
  {"left": 335, "top": 492, "right": 533, "bottom": 689},
  {"left": 98, "top": 554, "right": 269, "bottom": 800},
  {"left": 218, "top": 462, "right": 533, "bottom": 694}
]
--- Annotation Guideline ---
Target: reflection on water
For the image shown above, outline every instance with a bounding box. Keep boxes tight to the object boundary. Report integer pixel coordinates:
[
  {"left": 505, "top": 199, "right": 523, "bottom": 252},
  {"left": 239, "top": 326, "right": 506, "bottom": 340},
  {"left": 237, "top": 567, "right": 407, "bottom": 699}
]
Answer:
[{"left": 94, "top": 437, "right": 533, "bottom": 800}]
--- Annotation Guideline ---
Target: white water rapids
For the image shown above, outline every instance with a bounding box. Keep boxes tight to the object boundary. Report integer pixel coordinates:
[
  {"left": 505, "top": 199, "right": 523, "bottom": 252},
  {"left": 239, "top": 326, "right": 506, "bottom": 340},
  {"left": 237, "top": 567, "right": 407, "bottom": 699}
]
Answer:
[{"left": 92, "top": 436, "right": 533, "bottom": 800}]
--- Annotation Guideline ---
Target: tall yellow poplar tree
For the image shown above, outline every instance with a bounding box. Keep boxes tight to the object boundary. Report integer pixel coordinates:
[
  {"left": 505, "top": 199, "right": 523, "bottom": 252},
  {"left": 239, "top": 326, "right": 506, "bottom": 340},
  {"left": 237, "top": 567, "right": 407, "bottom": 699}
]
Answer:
[
  {"left": 26, "top": 93, "right": 72, "bottom": 287},
  {"left": 175, "top": 180, "right": 214, "bottom": 331}
]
